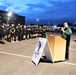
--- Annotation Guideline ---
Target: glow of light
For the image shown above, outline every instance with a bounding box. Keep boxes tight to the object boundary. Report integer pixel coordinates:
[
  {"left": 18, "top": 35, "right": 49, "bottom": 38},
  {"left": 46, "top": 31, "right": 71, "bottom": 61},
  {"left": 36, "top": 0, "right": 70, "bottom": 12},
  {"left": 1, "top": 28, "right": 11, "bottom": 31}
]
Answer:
[
  {"left": 7, "top": 12, "right": 12, "bottom": 17},
  {"left": 37, "top": 19, "right": 39, "bottom": 22},
  {"left": 7, "top": 17, "right": 9, "bottom": 20},
  {"left": 48, "top": 22, "right": 50, "bottom": 24}
]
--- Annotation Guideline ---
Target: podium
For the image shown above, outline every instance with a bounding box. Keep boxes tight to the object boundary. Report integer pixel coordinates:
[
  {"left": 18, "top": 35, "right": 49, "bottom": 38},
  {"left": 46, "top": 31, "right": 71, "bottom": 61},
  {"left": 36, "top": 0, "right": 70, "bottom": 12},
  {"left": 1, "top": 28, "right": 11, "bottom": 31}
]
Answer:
[
  {"left": 47, "top": 35, "right": 66, "bottom": 62},
  {"left": 32, "top": 35, "right": 66, "bottom": 65}
]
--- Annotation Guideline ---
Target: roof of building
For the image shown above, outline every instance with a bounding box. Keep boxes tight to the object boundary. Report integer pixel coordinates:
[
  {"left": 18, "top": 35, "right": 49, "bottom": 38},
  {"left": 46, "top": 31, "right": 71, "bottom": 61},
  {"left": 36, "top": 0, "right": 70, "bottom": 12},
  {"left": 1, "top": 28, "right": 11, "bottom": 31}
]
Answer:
[{"left": 0, "top": 10, "right": 25, "bottom": 18}]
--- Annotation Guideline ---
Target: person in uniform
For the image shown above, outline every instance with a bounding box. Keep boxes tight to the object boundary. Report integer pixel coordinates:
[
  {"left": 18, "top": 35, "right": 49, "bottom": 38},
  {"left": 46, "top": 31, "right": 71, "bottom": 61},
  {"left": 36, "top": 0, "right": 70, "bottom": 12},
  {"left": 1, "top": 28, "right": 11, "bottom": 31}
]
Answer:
[
  {"left": 23, "top": 25, "right": 26, "bottom": 40},
  {"left": 1, "top": 24, "right": 6, "bottom": 43},
  {"left": 2, "top": 23, "right": 6, "bottom": 39},
  {"left": 0, "top": 24, "right": 2, "bottom": 41},
  {"left": 39, "top": 25, "right": 43, "bottom": 37},
  {"left": 61, "top": 22, "right": 72, "bottom": 60},
  {"left": 30, "top": 25, "right": 34, "bottom": 38},
  {"left": 10, "top": 24, "right": 15, "bottom": 43},
  {"left": 17, "top": 24, "right": 22, "bottom": 41},
  {"left": 26, "top": 25, "right": 31, "bottom": 39},
  {"left": 20, "top": 25, "right": 23, "bottom": 41},
  {"left": 6, "top": 24, "right": 10, "bottom": 40},
  {"left": 15, "top": 25, "right": 19, "bottom": 42},
  {"left": 0, "top": 24, "right": 5, "bottom": 44},
  {"left": 35, "top": 25, "right": 38, "bottom": 37},
  {"left": 33, "top": 25, "right": 37, "bottom": 38},
  {"left": 42, "top": 25, "right": 47, "bottom": 38}
]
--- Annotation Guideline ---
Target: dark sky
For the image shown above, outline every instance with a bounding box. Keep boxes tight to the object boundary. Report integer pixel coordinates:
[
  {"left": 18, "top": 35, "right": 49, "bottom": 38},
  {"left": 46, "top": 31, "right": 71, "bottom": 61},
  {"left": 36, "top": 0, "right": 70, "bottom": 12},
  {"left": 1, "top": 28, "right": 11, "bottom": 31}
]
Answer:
[{"left": 0, "top": 0, "right": 76, "bottom": 25}]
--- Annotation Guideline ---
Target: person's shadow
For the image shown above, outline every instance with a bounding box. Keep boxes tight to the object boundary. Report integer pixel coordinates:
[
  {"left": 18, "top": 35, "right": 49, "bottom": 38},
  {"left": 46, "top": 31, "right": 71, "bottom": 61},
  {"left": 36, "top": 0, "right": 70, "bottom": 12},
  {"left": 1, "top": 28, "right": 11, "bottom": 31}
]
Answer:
[
  {"left": 32, "top": 56, "right": 65, "bottom": 65},
  {"left": 40, "top": 56, "right": 65, "bottom": 64},
  {"left": 32, "top": 56, "right": 52, "bottom": 66}
]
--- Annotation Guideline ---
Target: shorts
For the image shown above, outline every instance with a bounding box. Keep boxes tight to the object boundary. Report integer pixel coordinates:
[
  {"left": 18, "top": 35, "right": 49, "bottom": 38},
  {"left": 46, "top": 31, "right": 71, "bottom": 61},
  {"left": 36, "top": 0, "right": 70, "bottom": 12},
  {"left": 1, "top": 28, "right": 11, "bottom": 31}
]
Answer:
[
  {"left": 15, "top": 32, "right": 19, "bottom": 36},
  {"left": 10, "top": 33, "right": 14, "bottom": 37},
  {"left": 0, "top": 34, "right": 2, "bottom": 40}
]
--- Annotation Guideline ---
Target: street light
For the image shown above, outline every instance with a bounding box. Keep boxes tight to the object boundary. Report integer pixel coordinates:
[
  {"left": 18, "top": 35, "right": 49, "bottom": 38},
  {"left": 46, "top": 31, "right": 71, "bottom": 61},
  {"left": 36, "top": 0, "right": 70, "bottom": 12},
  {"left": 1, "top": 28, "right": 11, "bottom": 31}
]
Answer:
[
  {"left": 7, "top": 17, "right": 9, "bottom": 20},
  {"left": 37, "top": 19, "right": 39, "bottom": 22},
  {"left": 48, "top": 22, "right": 50, "bottom": 25},
  {"left": 36, "top": 19, "right": 39, "bottom": 25},
  {"left": 7, "top": 12, "right": 12, "bottom": 25},
  {"left": 7, "top": 12, "right": 12, "bottom": 17}
]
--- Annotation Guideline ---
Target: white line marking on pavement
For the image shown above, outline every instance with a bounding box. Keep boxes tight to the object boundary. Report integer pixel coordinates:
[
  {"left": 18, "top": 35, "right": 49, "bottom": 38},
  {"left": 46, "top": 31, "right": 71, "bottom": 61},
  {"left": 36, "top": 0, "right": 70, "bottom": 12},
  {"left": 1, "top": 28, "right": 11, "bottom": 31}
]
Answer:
[
  {"left": 1, "top": 52, "right": 76, "bottom": 66},
  {"left": 0, "top": 51, "right": 32, "bottom": 59},
  {"left": 21, "top": 43, "right": 36, "bottom": 46},
  {"left": 62, "top": 62, "right": 76, "bottom": 66},
  {"left": 70, "top": 49, "right": 76, "bottom": 51}
]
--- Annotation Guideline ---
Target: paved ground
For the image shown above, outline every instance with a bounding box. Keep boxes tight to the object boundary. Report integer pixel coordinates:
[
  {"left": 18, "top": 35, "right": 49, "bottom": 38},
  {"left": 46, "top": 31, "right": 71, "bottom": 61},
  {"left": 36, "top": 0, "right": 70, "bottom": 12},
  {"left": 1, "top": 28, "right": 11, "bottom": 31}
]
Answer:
[{"left": 0, "top": 33, "right": 76, "bottom": 75}]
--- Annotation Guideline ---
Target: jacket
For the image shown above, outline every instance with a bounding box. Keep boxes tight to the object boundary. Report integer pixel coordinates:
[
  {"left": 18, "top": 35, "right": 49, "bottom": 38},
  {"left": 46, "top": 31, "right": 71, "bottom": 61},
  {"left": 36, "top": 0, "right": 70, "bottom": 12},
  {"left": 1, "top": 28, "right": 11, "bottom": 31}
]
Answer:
[{"left": 62, "top": 27, "right": 72, "bottom": 40}]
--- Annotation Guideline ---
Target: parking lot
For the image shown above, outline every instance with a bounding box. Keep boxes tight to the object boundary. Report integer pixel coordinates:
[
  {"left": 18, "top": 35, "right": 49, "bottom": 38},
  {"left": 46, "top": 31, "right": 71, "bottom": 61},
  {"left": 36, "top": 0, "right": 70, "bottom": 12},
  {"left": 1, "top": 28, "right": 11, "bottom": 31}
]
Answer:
[{"left": 0, "top": 33, "right": 76, "bottom": 75}]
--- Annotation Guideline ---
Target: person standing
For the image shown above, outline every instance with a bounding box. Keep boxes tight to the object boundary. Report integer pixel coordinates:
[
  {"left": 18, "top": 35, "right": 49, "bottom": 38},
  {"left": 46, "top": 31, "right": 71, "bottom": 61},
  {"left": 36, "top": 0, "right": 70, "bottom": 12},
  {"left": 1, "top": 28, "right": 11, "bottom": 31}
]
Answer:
[
  {"left": 0, "top": 25, "right": 2, "bottom": 41},
  {"left": 26, "top": 25, "right": 31, "bottom": 39},
  {"left": 10, "top": 24, "right": 15, "bottom": 43},
  {"left": 30, "top": 25, "right": 34, "bottom": 38},
  {"left": 23, "top": 25, "right": 26, "bottom": 40},
  {"left": 61, "top": 22, "right": 72, "bottom": 60},
  {"left": 17, "top": 24, "right": 23, "bottom": 41},
  {"left": 20, "top": 25, "right": 23, "bottom": 41},
  {"left": 39, "top": 26, "right": 43, "bottom": 37},
  {"left": 6, "top": 24, "right": 10, "bottom": 40},
  {"left": 15, "top": 25, "right": 19, "bottom": 42},
  {"left": 1, "top": 25, "right": 6, "bottom": 43},
  {"left": 42, "top": 25, "right": 47, "bottom": 38},
  {"left": 0, "top": 24, "right": 5, "bottom": 44}
]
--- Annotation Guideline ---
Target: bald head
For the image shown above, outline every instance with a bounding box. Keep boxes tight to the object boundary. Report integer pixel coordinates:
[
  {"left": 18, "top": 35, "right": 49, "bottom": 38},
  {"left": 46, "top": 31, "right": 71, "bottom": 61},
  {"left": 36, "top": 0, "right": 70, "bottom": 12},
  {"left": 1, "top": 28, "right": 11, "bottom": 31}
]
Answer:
[{"left": 64, "top": 22, "right": 69, "bottom": 28}]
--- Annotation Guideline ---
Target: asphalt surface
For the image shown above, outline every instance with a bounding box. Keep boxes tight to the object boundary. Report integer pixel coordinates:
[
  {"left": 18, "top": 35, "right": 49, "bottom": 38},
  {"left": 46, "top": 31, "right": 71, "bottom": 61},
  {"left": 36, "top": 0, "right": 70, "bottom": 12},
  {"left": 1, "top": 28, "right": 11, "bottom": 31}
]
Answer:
[{"left": 0, "top": 33, "right": 76, "bottom": 75}]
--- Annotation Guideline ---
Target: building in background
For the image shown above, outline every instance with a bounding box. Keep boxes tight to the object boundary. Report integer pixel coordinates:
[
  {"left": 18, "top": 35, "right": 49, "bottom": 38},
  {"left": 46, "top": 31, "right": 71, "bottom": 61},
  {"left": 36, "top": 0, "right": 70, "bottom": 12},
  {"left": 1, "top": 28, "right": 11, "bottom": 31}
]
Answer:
[{"left": 0, "top": 10, "right": 25, "bottom": 25}]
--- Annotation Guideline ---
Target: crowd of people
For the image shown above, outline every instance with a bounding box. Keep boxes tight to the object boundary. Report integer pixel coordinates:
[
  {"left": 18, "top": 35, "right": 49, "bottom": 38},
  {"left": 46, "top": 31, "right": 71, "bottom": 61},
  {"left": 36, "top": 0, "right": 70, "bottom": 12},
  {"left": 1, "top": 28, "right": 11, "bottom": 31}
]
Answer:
[
  {"left": 0, "top": 22, "right": 74, "bottom": 60},
  {"left": 0, "top": 23, "right": 47, "bottom": 44}
]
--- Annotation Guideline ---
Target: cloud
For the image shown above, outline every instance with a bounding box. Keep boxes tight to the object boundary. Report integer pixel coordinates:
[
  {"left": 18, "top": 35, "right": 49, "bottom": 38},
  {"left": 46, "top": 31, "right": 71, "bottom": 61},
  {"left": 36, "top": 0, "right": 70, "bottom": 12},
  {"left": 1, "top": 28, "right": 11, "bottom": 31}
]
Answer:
[
  {"left": 0, "top": 0, "right": 13, "bottom": 11},
  {"left": 40, "top": 0, "right": 76, "bottom": 19},
  {"left": 26, "top": 0, "right": 76, "bottom": 24},
  {"left": 27, "top": 3, "right": 47, "bottom": 10},
  {"left": 25, "top": 3, "right": 47, "bottom": 18},
  {"left": 0, "top": 0, "right": 44, "bottom": 13},
  {"left": 0, "top": 0, "right": 76, "bottom": 24}
]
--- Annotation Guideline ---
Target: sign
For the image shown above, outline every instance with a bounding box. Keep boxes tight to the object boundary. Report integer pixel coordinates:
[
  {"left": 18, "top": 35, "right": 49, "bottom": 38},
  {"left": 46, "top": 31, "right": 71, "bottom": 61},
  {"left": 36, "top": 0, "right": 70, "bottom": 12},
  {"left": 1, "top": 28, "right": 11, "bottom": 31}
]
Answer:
[
  {"left": 32, "top": 38, "right": 47, "bottom": 65},
  {"left": 44, "top": 41, "right": 53, "bottom": 63}
]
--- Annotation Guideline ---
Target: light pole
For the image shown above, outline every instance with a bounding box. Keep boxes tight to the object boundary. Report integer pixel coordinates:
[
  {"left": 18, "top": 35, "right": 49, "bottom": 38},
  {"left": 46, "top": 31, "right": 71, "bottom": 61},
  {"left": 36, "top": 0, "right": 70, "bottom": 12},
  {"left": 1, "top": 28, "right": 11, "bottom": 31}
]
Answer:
[
  {"left": 48, "top": 22, "right": 50, "bottom": 25},
  {"left": 7, "top": 12, "right": 12, "bottom": 25},
  {"left": 7, "top": 12, "right": 12, "bottom": 17}
]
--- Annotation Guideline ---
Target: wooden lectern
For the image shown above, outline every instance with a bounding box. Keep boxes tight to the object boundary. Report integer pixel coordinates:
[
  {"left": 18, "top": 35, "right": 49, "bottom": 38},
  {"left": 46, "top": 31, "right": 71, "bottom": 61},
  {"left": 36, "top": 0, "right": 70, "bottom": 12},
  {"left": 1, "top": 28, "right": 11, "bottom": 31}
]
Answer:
[{"left": 47, "top": 35, "right": 66, "bottom": 62}]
